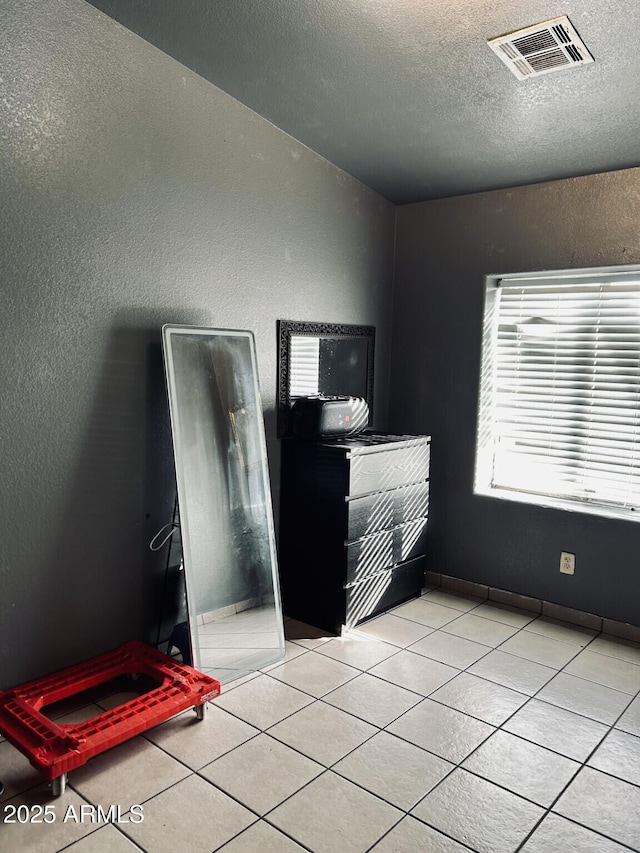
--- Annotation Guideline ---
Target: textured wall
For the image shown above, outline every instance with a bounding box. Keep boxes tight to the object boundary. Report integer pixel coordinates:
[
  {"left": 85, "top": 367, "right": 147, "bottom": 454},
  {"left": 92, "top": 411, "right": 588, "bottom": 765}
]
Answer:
[
  {"left": 0, "top": 0, "right": 394, "bottom": 688},
  {"left": 391, "top": 168, "right": 640, "bottom": 624}
]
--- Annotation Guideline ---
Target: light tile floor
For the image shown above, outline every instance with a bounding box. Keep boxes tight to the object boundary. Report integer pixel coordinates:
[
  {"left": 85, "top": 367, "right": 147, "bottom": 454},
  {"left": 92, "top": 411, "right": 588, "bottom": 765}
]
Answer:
[{"left": 2, "top": 586, "right": 640, "bottom": 852}]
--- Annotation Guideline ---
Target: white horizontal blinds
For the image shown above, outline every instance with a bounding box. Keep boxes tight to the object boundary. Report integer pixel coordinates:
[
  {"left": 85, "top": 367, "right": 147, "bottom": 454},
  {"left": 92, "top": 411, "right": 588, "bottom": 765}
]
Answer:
[
  {"left": 491, "top": 277, "right": 640, "bottom": 509},
  {"left": 289, "top": 336, "right": 320, "bottom": 397}
]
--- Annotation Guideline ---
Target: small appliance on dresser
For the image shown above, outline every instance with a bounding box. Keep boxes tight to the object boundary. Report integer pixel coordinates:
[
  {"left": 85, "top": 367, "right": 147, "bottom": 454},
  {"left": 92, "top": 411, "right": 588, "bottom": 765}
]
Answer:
[{"left": 278, "top": 431, "right": 431, "bottom": 635}]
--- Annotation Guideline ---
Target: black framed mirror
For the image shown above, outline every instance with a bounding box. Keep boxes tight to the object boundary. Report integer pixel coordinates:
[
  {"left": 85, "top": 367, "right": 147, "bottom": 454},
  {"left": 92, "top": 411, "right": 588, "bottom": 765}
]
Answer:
[{"left": 277, "top": 320, "right": 375, "bottom": 437}]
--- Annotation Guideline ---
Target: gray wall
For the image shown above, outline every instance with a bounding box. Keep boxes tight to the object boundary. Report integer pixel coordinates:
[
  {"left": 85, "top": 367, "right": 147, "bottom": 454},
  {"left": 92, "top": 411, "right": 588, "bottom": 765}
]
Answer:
[
  {"left": 0, "top": 0, "right": 394, "bottom": 688},
  {"left": 391, "top": 168, "right": 640, "bottom": 625}
]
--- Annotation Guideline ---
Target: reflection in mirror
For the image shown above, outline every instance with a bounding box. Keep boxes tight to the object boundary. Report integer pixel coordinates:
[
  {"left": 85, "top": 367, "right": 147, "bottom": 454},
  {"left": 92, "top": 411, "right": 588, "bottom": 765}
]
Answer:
[
  {"left": 162, "top": 326, "right": 285, "bottom": 683},
  {"left": 278, "top": 320, "right": 375, "bottom": 437}
]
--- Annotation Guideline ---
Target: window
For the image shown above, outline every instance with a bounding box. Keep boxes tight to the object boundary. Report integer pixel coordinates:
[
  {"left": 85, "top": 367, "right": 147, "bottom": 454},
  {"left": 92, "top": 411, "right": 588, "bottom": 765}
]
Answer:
[{"left": 475, "top": 266, "right": 640, "bottom": 519}]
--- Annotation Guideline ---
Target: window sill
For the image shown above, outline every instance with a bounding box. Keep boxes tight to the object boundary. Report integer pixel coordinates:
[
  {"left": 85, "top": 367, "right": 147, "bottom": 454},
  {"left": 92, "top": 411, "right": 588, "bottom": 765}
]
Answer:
[{"left": 474, "top": 485, "right": 640, "bottom": 523}]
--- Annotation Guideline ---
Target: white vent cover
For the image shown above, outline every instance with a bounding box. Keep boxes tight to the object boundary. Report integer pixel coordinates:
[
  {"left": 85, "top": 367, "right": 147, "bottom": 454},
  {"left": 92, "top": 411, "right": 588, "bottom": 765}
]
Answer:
[{"left": 488, "top": 16, "right": 594, "bottom": 80}]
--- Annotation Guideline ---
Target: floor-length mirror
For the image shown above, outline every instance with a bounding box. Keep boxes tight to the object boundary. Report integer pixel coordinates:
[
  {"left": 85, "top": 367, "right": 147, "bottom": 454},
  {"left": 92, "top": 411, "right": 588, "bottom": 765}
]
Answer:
[{"left": 162, "top": 325, "right": 285, "bottom": 683}]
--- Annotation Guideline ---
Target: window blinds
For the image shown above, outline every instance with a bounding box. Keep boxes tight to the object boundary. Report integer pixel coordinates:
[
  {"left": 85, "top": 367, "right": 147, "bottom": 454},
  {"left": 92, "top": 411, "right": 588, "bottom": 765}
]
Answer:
[
  {"left": 483, "top": 273, "right": 640, "bottom": 510},
  {"left": 289, "top": 336, "right": 320, "bottom": 398}
]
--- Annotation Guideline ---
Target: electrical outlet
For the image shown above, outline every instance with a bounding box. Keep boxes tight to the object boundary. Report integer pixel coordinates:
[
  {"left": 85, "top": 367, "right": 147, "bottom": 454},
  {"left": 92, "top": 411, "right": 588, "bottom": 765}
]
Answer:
[{"left": 560, "top": 551, "right": 575, "bottom": 575}]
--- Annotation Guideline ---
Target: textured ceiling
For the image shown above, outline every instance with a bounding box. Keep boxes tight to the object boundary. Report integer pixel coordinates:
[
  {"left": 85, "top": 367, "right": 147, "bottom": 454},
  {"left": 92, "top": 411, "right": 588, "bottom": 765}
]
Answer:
[{"left": 86, "top": 0, "right": 640, "bottom": 204}]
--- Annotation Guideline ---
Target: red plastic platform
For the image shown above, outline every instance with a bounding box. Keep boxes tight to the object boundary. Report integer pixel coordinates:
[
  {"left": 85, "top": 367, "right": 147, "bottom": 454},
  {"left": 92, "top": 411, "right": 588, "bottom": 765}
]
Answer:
[{"left": 0, "top": 640, "right": 221, "bottom": 789}]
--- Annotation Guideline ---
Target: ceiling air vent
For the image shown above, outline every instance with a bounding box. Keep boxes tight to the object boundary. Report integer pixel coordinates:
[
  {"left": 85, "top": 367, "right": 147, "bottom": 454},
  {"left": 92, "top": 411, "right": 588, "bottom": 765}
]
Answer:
[{"left": 488, "top": 16, "right": 594, "bottom": 80}]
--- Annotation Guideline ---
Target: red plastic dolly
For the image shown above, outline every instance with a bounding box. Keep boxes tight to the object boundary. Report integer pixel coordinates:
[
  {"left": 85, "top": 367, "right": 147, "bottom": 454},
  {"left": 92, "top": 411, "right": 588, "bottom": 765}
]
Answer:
[{"left": 0, "top": 640, "right": 221, "bottom": 795}]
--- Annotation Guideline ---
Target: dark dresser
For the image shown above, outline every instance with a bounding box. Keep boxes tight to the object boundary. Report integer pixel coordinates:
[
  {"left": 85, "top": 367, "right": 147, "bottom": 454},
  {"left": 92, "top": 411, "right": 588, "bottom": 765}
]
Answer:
[{"left": 278, "top": 432, "right": 430, "bottom": 634}]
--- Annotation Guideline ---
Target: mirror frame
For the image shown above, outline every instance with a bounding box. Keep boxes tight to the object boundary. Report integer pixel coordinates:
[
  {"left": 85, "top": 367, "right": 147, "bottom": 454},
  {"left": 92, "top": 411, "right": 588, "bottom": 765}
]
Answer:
[
  {"left": 162, "top": 324, "right": 285, "bottom": 683},
  {"left": 277, "top": 319, "right": 375, "bottom": 438}
]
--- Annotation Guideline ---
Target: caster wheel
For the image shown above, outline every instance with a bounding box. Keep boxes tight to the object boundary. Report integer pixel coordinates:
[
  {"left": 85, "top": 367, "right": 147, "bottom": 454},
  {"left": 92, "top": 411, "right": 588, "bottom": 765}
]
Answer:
[{"left": 51, "top": 774, "right": 67, "bottom": 797}]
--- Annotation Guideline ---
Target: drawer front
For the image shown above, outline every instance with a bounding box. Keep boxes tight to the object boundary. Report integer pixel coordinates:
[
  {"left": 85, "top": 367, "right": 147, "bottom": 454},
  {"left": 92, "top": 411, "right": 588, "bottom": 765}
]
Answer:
[
  {"left": 345, "top": 555, "right": 426, "bottom": 628},
  {"left": 345, "top": 517, "right": 428, "bottom": 585},
  {"left": 347, "top": 480, "right": 429, "bottom": 541},
  {"left": 348, "top": 441, "right": 430, "bottom": 497}
]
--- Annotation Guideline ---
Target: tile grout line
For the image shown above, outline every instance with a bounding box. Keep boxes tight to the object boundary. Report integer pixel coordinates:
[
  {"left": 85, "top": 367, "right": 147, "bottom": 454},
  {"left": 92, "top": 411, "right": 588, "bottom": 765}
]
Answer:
[
  {"left": 452, "top": 596, "right": 640, "bottom": 851},
  {"left": 210, "top": 601, "right": 636, "bottom": 851},
  {"left": 404, "top": 589, "right": 640, "bottom": 850},
  {"left": 366, "top": 591, "right": 640, "bottom": 851},
  {"left": 43, "top": 589, "right": 640, "bottom": 853}
]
